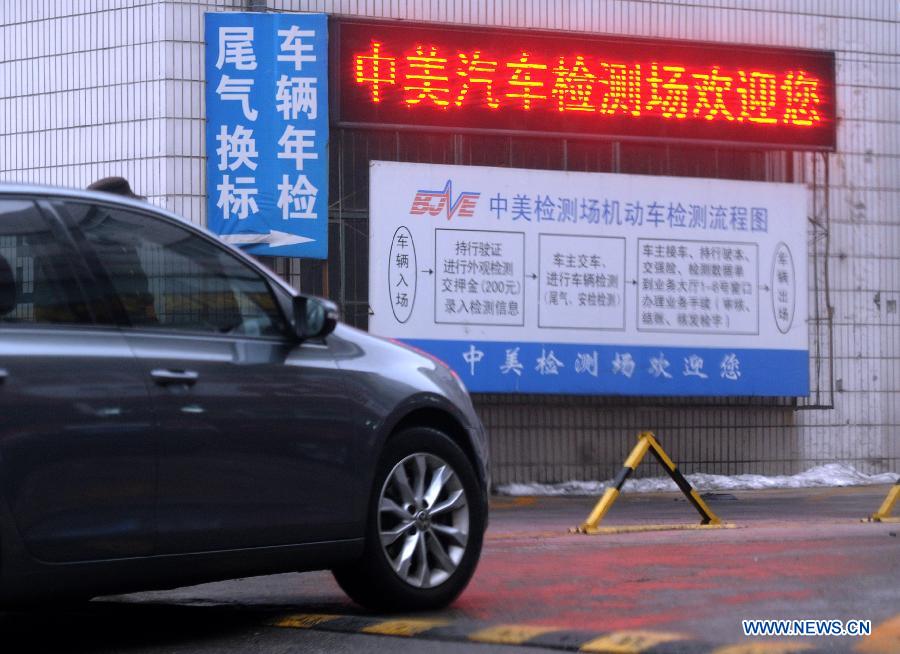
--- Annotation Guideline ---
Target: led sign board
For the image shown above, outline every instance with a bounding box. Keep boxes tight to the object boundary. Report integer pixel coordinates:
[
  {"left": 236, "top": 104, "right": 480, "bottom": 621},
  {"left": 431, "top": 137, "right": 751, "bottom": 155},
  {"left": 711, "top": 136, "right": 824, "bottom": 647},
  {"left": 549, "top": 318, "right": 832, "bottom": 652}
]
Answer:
[{"left": 334, "top": 20, "right": 836, "bottom": 150}]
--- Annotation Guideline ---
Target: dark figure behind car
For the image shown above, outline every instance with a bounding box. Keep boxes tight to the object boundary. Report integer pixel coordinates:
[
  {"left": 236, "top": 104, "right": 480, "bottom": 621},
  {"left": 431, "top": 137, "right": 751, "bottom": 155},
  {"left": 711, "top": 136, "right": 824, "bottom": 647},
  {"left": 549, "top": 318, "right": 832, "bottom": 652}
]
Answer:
[{"left": 87, "top": 175, "right": 145, "bottom": 199}]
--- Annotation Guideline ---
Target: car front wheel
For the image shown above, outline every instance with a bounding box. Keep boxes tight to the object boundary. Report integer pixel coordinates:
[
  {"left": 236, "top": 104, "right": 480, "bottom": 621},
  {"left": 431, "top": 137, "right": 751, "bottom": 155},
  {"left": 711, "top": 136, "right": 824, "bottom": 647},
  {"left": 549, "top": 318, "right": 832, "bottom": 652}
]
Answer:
[{"left": 333, "top": 427, "right": 486, "bottom": 611}]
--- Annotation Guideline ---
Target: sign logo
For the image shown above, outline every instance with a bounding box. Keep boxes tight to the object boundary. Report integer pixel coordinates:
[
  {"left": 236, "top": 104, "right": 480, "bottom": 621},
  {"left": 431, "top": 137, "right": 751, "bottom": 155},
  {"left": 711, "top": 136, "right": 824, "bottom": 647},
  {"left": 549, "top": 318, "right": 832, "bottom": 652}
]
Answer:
[{"left": 410, "top": 180, "right": 480, "bottom": 219}]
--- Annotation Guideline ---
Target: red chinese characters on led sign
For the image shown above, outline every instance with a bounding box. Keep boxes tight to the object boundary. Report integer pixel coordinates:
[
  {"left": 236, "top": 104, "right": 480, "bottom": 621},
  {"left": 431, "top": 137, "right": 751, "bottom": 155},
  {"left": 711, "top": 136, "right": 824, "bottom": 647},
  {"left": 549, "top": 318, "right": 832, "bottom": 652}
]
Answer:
[
  {"left": 354, "top": 42, "right": 820, "bottom": 125},
  {"left": 337, "top": 21, "right": 836, "bottom": 149}
]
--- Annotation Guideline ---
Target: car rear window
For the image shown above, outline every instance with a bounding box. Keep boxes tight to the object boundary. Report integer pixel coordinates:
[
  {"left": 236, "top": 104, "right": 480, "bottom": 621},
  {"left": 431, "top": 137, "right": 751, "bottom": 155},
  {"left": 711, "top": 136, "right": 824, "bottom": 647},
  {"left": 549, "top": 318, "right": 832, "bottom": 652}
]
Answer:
[{"left": 0, "top": 198, "right": 91, "bottom": 325}]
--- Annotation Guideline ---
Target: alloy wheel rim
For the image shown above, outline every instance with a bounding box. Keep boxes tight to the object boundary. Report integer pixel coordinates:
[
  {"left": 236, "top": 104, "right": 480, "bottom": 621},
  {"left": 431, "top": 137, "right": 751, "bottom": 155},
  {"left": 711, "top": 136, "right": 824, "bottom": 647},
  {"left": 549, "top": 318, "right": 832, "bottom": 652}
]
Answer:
[{"left": 378, "top": 452, "right": 469, "bottom": 589}]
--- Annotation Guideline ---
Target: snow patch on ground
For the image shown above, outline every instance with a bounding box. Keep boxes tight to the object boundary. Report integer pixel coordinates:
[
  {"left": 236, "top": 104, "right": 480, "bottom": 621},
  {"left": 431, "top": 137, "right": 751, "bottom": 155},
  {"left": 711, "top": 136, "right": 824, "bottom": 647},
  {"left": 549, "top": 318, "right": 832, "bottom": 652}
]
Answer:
[{"left": 496, "top": 463, "right": 899, "bottom": 496}]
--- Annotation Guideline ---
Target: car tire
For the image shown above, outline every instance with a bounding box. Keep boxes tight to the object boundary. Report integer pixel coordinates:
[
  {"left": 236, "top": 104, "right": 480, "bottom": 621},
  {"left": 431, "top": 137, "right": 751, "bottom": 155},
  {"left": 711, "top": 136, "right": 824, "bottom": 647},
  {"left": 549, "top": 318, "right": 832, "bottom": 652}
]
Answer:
[{"left": 332, "top": 427, "right": 485, "bottom": 612}]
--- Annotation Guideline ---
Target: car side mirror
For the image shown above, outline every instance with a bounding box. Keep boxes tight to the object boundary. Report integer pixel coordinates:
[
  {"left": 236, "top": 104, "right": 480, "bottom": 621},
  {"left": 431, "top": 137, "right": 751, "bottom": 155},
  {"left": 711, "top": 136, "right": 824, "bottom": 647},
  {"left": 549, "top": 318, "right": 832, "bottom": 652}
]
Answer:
[{"left": 292, "top": 295, "right": 339, "bottom": 340}]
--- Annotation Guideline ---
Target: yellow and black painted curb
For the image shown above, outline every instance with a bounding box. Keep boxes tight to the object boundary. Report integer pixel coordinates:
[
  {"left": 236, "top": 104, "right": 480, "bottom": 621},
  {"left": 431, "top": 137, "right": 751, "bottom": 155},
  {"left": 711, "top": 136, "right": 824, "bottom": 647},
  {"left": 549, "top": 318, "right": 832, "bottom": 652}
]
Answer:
[
  {"left": 270, "top": 613, "right": 824, "bottom": 653},
  {"left": 574, "top": 431, "right": 725, "bottom": 535}
]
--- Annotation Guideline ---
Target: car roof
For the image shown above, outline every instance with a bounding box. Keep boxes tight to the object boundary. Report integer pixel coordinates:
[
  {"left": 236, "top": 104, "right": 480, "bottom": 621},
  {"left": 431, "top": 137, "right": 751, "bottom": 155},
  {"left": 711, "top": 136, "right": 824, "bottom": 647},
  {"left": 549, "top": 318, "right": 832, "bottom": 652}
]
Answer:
[
  {"left": 0, "top": 182, "right": 185, "bottom": 219},
  {"left": 0, "top": 183, "right": 299, "bottom": 297}
]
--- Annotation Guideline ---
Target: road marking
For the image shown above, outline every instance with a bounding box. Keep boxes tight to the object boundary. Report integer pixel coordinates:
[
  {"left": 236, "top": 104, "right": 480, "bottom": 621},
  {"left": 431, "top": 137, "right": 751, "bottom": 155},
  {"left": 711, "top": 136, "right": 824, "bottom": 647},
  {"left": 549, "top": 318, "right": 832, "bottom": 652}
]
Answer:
[
  {"left": 574, "top": 523, "right": 737, "bottom": 535},
  {"left": 272, "top": 613, "right": 340, "bottom": 629},
  {"left": 580, "top": 630, "right": 687, "bottom": 653},
  {"left": 490, "top": 496, "right": 538, "bottom": 509},
  {"left": 711, "top": 643, "right": 812, "bottom": 654},
  {"left": 487, "top": 530, "right": 573, "bottom": 540},
  {"left": 468, "top": 623, "right": 558, "bottom": 644},
  {"left": 855, "top": 614, "right": 900, "bottom": 654},
  {"left": 809, "top": 484, "right": 898, "bottom": 502},
  {"left": 270, "top": 612, "right": 860, "bottom": 654},
  {"left": 361, "top": 618, "right": 450, "bottom": 637},
  {"left": 487, "top": 522, "right": 738, "bottom": 540}
]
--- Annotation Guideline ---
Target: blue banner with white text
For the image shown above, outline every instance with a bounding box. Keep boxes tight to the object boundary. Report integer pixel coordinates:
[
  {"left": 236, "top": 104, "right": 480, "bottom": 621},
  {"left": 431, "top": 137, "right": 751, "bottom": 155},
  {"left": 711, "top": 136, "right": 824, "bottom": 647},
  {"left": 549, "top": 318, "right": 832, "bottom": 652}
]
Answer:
[
  {"left": 405, "top": 339, "right": 809, "bottom": 396},
  {"left": 205, "top": 12, "right": 328, "bottom": 258}
]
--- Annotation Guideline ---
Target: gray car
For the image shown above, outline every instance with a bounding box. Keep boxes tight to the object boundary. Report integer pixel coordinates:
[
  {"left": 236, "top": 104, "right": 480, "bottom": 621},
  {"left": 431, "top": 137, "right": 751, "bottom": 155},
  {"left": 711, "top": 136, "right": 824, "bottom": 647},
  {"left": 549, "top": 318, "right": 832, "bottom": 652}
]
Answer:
[{"left": 0, "top": 185, "right": 488, "bottom": 611}]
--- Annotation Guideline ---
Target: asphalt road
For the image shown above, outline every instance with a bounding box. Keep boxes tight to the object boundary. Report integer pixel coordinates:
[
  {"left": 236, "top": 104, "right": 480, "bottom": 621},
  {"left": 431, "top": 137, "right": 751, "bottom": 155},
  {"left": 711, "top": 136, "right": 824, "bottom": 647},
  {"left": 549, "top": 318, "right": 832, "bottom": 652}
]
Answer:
[{"left": 1, "top": 485, "right": 897, "bottom": 653}]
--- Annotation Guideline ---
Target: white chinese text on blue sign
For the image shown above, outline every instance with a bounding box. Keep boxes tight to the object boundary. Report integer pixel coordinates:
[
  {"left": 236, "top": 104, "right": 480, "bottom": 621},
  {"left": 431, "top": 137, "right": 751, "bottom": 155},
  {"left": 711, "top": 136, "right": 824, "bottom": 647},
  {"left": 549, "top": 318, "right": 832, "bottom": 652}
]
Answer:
[{"left": 205, "top": 12, "right": 328, "bottom": 258}]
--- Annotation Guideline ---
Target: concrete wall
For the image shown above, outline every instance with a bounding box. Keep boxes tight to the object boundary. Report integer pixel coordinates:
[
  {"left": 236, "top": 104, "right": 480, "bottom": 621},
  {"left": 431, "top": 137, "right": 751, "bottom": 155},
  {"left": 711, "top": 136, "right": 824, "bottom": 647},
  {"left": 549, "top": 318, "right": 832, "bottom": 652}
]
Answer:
[{"left": 1, "top": 0, "right": 897, "bottom": 484}]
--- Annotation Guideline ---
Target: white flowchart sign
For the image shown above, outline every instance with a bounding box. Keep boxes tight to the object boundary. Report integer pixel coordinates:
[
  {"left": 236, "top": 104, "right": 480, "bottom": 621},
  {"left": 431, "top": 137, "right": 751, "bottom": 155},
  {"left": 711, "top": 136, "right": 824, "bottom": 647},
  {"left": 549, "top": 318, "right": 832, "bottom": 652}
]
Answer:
[{"left": 369, "top": 161, "right": 809, "bottom": 396}]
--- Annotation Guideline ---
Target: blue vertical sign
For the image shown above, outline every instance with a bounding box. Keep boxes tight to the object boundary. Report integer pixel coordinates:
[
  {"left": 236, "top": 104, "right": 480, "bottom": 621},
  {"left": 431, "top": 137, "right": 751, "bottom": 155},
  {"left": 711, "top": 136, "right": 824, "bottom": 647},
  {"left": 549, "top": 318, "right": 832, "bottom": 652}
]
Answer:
[{"left": 205, "top": 12, "right": 328, "bottom": 258}]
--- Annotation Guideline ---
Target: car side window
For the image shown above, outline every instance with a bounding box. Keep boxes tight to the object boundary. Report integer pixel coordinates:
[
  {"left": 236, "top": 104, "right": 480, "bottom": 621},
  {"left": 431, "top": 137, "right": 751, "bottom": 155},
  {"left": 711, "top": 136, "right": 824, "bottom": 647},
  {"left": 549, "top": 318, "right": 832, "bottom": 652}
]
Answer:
[
  {"left": 57, "top": 201, "right": 288, "bottom": 337},
  {"left": 0, "top": 198, "right": 92, "bottom": 325}
]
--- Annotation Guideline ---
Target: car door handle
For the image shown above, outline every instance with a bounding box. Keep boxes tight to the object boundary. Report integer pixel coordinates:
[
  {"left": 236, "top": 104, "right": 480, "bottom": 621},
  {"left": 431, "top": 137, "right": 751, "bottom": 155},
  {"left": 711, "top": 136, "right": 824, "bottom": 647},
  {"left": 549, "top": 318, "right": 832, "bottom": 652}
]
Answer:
[
  {"left": 0, "top": 368, "right": 7, "bottom": 384},
  {"left": 150, "top": 369, "right": 199, "bottom": 386}
]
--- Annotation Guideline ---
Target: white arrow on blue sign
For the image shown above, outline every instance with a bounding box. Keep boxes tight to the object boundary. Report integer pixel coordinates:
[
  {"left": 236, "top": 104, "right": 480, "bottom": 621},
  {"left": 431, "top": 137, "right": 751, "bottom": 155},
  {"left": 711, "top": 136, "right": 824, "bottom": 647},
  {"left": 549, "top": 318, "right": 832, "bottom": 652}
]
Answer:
[{"left": 220, "top": 230, "right": 314, "bottom": 248}]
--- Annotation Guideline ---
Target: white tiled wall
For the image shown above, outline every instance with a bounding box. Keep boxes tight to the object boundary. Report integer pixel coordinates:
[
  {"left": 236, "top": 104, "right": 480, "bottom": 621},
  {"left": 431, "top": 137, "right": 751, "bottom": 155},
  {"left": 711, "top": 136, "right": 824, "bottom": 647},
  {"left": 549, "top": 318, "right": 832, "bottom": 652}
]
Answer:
[{"left": 1, "top": 0, "right": 897, "bottom": 482}]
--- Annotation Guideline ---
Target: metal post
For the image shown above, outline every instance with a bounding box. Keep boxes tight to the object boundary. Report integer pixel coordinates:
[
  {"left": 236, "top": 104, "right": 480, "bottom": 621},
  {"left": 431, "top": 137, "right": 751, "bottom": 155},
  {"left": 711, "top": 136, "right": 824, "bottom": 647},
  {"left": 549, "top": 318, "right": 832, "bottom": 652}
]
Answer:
[
  {"left": 869, "top": 479, "right": 900, "bottom": 523},
  {"left": 579, "top": 436, "right": 651, "bottom": 532},
  {"left": 645, "top": 434, "right": 721, "bottom": 526},
  {"left": 575, "top": 432, "right": 724, "bottom": 535}
]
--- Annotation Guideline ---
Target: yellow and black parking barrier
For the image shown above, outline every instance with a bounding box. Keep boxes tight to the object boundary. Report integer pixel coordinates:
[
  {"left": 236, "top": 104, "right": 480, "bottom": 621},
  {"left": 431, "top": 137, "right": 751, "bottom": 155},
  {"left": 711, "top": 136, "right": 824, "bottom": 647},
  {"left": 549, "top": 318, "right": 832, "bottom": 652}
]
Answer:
[
  {"left": 867, "top": 479, "right": 900, "bottom": 523},
  {"left": 573, "top": 431, "right": 728, "bottom": 535}
]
